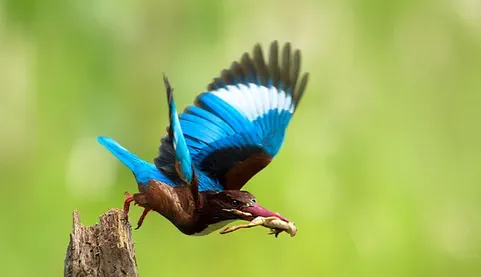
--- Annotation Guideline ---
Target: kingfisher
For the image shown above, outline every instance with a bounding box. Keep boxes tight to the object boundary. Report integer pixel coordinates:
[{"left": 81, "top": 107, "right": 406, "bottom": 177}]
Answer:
[{"left": 97, "top": 41, "right": 309, "bottom": 236}]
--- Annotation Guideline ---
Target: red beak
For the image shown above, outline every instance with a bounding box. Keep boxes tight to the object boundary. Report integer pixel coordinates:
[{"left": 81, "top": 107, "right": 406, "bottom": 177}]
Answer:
[{"left": 242, "top": 203, "right": 290, "bottom": 223}]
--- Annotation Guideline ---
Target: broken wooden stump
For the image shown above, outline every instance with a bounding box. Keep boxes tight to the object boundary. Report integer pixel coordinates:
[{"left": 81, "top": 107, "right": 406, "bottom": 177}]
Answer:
[{"left": 64, "top": 208, "right": 139, "bottom": 277}]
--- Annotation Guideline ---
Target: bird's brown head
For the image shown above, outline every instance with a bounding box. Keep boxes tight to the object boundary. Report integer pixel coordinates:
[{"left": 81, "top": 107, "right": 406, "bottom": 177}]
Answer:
[{"left": 202, "top": 190, "right": 289, "bottom": 223}]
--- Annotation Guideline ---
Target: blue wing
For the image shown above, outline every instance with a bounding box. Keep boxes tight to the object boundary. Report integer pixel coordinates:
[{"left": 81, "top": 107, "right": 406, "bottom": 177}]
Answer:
[
  {"left": 163, "top": 75, "right": 195, "bottom": 184},
  {"left": 155, "top": 41, "right": 309, "bottom": 191}
]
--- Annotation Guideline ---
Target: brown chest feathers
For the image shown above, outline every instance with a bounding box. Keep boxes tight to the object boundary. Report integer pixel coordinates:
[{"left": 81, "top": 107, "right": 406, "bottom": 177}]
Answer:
[{"left": 134, "top": 180, "right": 229, "bottom": 235}]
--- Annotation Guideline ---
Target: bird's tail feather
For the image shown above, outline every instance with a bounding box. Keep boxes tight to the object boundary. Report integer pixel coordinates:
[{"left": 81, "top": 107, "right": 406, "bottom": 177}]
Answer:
[{"left": 97, "top": 136, "right": 161, "bottom": 184}]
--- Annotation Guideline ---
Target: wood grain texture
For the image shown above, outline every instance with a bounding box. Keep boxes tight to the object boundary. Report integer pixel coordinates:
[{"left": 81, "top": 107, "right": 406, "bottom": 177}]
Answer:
[{"left": 64, "top": 209, "right": 139, "bottom": 277}]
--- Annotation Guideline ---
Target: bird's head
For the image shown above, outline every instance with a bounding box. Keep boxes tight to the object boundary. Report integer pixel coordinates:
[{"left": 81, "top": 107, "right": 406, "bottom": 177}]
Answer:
[{"left": 202, "top": 190, "right": 289, "bottom": 223}]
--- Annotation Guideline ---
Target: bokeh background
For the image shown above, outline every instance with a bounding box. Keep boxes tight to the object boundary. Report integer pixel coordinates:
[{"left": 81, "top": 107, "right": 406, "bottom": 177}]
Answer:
[{"left": 1, "top": 0, "right": 481, "bottom": 276}]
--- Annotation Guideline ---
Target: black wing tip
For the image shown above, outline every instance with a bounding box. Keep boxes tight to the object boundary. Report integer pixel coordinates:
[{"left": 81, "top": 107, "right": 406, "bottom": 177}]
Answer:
[
  {"left": 163, "top": 73, "right": 171, "bottom": 89},
  {"left": 294, "top": 72, "right": 309, "bottom": 109},
  {"left": 207, "top": 41, "right": 309, "bottom": 107},
  {"left": 163, "top": 72, "right": 175, "bottom": 136},
  {"left": 163, "top": 73, "right": 174, "bottom": 101},
  {"left": 270, "top": 40, "right": 279, "bottom": 51}
]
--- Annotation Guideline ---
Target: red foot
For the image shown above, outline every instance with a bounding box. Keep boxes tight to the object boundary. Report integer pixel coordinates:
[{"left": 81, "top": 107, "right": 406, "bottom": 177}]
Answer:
[
  {"left": 123, "top": 191, "right": 134, "bottom": 220},
  {"left": 135, "top": 208, "right": 152, "bottom": 230}
]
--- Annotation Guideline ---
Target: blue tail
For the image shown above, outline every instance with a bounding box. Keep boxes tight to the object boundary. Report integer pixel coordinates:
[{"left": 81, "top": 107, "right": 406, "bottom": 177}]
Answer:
[{"left": 97, "top": 136, "right": 169, "bottom": 185}]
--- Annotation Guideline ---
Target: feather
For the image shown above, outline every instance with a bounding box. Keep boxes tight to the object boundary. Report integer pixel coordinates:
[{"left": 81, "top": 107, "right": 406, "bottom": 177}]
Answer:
[
  {"left": 253, "top": 43, "right": 269, "bottom": 86},
  {"left": 163, "top": 74, "right": 194, "bottom": 183},
  {"left": 155, "top": 41, "right": 309, "bottom": 191},
  {"left": 196, "top": 93, "right": 254, "bottom": 139},
  {"left": 281, "top": 43, "right": 292, "bottom": 90},
  {"left": 268, "top": 41, "right": 280, "bottom": 87},
  {"left": 180, "top": 113, "right": 228, "bottom": 138},
  {"left": 97, "top": 136, "right": 174, "bottom": 185},
  {"left": 290, "top": 50, "right": 301, "bottom": 92},
  {"left": 294, "top": 73, "right": 309, "bottom": 108},
  {"left": 184, "top": 105, "right": 236, "bottom": 136}
]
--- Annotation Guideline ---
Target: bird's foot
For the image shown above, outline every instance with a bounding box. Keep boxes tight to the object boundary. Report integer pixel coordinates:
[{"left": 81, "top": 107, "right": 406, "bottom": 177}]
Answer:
[
  {"left": 122, "top": 191, "right": 151, "bottom": 229},
  {"left": 123, "top": 191, "right": 134, "bottom": 221},
  {"left": 135, "top": 208, "right": 152, "bottom": 230}
]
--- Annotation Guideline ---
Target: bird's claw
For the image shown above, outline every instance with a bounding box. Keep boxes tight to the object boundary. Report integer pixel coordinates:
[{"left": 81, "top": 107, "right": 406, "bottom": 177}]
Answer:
[
  {"left": 123, "top": 192, "right": 134, "bottom": 221},
  {"left": 122, "top": 191, "right": 151, "bottom": 230},
  {"left": 134, "top": 208, "right": 151, "bottom": 230}
]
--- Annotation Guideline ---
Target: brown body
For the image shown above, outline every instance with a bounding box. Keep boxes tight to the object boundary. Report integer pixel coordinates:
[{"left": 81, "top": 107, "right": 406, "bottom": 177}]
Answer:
[
  {"left": 132, "top": 181, "right": 238, "bottom": 235},
  {"left": 133, "top": 181, "right": 200, "bottom": 234},
  {"left": 130, "top": 180, "right": 287, "bottom": 235}
]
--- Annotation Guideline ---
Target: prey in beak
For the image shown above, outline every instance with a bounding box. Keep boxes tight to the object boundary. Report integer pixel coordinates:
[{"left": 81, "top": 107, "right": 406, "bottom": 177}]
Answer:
[
  {"left": 220, "top": 195, "right": 296, "bottom": 237},
  {"left": 220, "top": 216, "right": 297, "bottom": 237}
]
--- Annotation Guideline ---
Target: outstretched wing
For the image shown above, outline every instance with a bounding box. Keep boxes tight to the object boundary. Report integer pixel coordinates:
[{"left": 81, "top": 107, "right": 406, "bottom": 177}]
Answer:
[
  {"left": 156, "top": 41, "right": 308, "bottom": 191},
  {"left": 156, "top": 75, "right": 195, "bottom": 185}
]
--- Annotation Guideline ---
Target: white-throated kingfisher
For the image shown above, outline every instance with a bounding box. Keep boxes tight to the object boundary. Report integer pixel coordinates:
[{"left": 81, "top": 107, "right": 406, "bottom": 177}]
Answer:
[{"left": 97, "top": 41, "right": 309, "bottom": 236}]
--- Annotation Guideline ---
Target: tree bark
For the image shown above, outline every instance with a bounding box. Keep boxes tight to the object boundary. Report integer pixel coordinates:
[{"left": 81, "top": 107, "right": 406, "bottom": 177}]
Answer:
[{"left": 64, "top": 208, "right": 139, "bottom": 277}]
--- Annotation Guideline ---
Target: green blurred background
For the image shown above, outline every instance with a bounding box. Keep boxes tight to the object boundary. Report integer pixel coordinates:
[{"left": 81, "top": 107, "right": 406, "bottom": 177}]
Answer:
[{"left": 1, "top": 0, "right": 481, "bottom": 276}]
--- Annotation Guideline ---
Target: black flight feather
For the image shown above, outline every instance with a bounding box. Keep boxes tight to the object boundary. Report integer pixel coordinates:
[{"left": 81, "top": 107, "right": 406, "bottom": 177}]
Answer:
[{"left": 206, "top": 41, "right": 308, "bottom": 108}]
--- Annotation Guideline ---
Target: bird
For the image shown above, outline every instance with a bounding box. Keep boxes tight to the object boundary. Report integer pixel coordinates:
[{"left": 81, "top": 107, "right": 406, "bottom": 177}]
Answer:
[{"left": 97, "top": 41, "right": 309, "bottom": 236}]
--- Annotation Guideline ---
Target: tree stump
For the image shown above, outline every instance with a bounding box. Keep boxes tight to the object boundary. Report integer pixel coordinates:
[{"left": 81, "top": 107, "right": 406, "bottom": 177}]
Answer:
[{"left": 64, "top": 208, "right": 139, "bottom": 277}]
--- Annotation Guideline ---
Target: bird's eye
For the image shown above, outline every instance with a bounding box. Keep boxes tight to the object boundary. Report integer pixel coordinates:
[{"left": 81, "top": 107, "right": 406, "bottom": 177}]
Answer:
[
  {"left": 231, "top": 200, "right": 241, "bottom": 206},
  {"left": 251, "top": 198, "right": 256, "bottom": 203}
]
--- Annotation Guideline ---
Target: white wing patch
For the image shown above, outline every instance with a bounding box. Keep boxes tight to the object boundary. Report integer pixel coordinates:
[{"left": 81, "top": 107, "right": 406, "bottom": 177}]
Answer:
[{"left": 210, "top": 84, "right": 294, "bottom": 122}]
